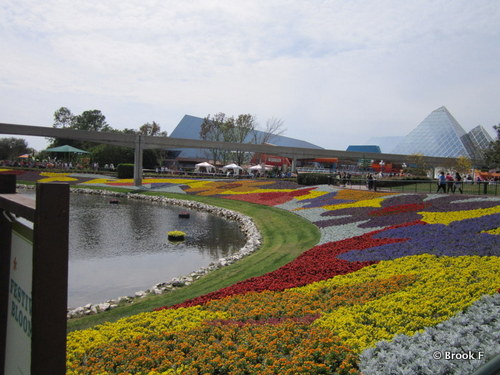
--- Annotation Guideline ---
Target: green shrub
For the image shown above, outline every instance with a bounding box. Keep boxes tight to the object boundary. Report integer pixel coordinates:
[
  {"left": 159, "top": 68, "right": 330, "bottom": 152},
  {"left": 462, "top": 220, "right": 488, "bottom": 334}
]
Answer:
[
  {"left": 117, "top": 163, "right": 134, "bottom": 179},
  {"left": 375, "top": 176, "right": 432, "bottom": 188},
  {"left": 297, "top": 173, "right": 331, "bottom": 186}
]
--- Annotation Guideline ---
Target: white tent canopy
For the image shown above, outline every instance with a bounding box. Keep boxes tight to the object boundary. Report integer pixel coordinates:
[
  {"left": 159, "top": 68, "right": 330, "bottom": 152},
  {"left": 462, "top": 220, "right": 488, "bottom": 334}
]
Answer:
[
  {"left": 222, "top": 163, "right": 242, "bottom": 170},
  {"left": 222, "top": 163, "right": 243, "bottom": 175},
  {"left": 194, "top": 162, "right": 216, "bottom": 173},
  {"left": 248, "top": 164, "right": 273, "bottom": 171}
]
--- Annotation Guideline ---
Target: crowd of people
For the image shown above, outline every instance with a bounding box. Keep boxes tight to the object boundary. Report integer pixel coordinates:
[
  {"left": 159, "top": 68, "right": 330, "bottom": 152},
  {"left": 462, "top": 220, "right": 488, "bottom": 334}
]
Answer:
[
  {"left": 436, "top": 172, "right": 499, "bottom": 193},
  {"left": 436, "top": 172, "right": 465, "bottom": 193}
]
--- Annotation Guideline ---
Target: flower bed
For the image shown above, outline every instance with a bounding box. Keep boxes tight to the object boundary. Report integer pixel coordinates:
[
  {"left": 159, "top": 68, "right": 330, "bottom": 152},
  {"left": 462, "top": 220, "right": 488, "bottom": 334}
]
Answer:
[{"left": 61, "top": 179, "right": 500, "bottom": 374}]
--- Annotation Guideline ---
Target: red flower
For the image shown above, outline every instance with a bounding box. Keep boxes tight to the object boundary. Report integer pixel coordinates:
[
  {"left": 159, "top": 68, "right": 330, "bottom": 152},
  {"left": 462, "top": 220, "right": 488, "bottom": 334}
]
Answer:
[
  {"left": 156, "top": 222, "right": 417, "bottom": 311},
  {"left": 224, "top": 188, "right": 315, "bottom": 206},
  {"left": 369, "top": 203, "right": 428, "bottom": 217}
]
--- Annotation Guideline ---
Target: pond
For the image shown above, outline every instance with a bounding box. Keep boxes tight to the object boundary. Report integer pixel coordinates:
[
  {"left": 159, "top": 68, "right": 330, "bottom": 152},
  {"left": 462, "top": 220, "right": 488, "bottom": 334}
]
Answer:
[{"left": 21, "top": 191, "right": 246, "bottom": 307}]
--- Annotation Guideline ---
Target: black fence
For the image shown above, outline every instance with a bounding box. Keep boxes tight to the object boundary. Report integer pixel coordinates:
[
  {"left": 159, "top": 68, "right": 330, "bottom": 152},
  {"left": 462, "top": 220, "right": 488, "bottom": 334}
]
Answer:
[{"left": 330, "top": 177, "right": 499, "bottom": 196}]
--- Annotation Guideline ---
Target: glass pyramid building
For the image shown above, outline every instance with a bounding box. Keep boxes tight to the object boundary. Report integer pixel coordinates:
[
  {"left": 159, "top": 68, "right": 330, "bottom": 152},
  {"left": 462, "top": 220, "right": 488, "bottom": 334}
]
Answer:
[
  {"left": 391, "top": 106, "right": 493, "bottom": 159},
  {"left": 468, "top": 125, "right": 495, "bottom": 159}
]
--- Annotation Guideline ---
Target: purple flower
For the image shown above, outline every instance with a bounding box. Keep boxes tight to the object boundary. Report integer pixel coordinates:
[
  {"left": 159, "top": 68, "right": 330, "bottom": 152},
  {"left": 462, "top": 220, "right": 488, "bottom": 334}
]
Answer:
[
  {"left": 299, "top": 192, "right": 354, "bottom": 209},
  {"left": 423, "top": 195, "right": 500, "bottom": 212},
  {"left": 338, "top": 214, "right": 500, "bottom": 261}
]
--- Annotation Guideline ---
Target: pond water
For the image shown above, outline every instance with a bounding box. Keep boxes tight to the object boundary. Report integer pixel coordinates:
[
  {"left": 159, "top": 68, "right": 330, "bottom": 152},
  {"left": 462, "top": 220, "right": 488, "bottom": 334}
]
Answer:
[{"left": 21, "top": 191, "right": 246, "bottom": 307}]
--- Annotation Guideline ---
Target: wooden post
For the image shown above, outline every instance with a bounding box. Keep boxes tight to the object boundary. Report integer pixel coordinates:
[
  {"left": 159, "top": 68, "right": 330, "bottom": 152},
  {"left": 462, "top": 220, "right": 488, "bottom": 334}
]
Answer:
[
  {"left": 0, "top": 175, "right": 16, "bottom": 372},
  {"left": 0, "top": 175, "right": 69, "bottom": 374},
  {"left": 31, "top": 182, "right": 69, "bottom": 374},
  {"left": 0, "top": 174, "right": 15, "bottom": 194}
]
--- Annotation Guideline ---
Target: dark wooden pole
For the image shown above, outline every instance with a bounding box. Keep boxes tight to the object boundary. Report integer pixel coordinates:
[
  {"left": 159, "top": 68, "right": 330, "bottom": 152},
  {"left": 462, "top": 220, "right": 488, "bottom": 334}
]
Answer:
[
  {"left": 31, "top": 182, "right": 69, "bottom": 375},
  {"left": 0, "top": 174, "right": 16, "bottom": 373}
]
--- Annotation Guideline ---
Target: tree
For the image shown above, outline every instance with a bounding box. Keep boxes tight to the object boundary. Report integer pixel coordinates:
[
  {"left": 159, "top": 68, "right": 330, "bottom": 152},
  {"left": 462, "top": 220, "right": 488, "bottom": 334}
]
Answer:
[
  {"left": 49, "top": 107, "right": 77, "bottom": 147},
  {"left": 200, "top": 113, "right": 231, "bottom": 164},
  {"left": 455, "top": 156, "right": 473, "bottom": 175},
  {"left": 90, "top": 143, "right": 134, "bottom": 166},
  {"left": 53, "top": 107, "right": 75, "bottom": 128},
  {"left": 200, "top": 113, "right": 286, "bottom": 165},
  {"left": 405, "top": 153, "right": 429, "bottom": 177},
  {"left": 139, "top": 121, "right": 167, "bottom": 137},
  {"left": 232, "top": 114, "right": 256, "bottom": 165},
  {"left": 50, "top": 108, "right": 110, "bottom": 149},
  {"left": 49, "top": 107, "right": 169, "bottom": 167},
  {"left": 74, "top": 110, "right": 111, "bottom": 132},
  {"left": 0, "top": 138, "right": 30, "bottom": 160},
  {"left": 483, "top": 124, "right": 500, "bottom": 170},
  {"left": 138, "top": 122, "right": 168, "bottom": 167}
]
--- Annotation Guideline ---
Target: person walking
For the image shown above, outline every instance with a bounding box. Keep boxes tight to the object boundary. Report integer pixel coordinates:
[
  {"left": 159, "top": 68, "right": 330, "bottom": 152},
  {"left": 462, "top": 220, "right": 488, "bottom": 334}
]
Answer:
[
  {"left": 437, "top": 172, "right": 446, "bottom": 193},
  {"left": 454, "top": 172, "right": 463, "bottom": 194},
  {"left": 367, "top": 174, "right": 374, "bottom": 190},
  {"left": 445, "top": 173, "right": 454, "bottom": 193}
]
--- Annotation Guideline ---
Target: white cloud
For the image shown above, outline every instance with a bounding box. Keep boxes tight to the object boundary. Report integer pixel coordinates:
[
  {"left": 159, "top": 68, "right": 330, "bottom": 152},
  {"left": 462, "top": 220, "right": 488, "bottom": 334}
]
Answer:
[{"left": 1, "top": 0, "right": 499, "bottom": 151}]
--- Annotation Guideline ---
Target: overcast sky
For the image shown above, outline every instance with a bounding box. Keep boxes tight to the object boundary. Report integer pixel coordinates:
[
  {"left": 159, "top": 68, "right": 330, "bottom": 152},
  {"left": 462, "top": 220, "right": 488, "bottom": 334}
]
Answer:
[{"left": 1, "top": 0, "right": 499, "bottom": 152}]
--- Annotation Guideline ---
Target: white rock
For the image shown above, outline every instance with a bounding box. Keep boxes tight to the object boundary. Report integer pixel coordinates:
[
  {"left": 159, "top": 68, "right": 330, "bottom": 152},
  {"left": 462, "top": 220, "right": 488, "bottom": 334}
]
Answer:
[{"left": 98, "top": 303, "right": 111, "bottom": 311}]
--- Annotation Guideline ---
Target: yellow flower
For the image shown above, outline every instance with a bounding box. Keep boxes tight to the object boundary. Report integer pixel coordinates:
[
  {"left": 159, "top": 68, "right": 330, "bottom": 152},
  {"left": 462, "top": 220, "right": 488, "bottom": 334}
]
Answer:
[
  {"left": 310, "top": 254, "right": 499, "bottom": 352},
  {"left": 295, "top": 190, "right": 329, "bottom": 201},
  {"left": 83, "top": 178, "right": 121, "bottom": 184},
  {"left": 419, "top": 206, "right": 500, "bottom": 225},
  {"left": 40, "top": 177, "right": 79, "bottom": 182},
  {"left": 322, "top": 198, "right": 386, "bottom": 211},
  {"left": 66, "top": 307, "right": 230, "bottom": 366},
  {"left": 482, "top": 227, "right": 500, "bottom": 235}
]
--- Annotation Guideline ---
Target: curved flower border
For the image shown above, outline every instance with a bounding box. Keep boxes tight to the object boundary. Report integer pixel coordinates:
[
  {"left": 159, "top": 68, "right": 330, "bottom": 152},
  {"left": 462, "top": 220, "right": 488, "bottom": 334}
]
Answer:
[{"left": 20, "top": 177, "right": 499, "bottom": 374}]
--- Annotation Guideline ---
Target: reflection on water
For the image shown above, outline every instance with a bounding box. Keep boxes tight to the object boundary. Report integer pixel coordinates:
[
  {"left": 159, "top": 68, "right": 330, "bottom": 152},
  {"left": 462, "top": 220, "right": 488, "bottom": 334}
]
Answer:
[{"left": 20, "top": 191, "right": 246, "bottom": 307}]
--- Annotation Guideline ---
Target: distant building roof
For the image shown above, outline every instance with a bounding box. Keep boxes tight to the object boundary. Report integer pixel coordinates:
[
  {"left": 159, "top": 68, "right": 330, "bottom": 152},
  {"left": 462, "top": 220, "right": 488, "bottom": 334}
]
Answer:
[
  {"left": 346, "top": 145, "right": 382, "bottom": 153},
  {"left": 364, "top": 136, "right": 404, "bottom": 153},
  {"left": 169, "top": 114, "right": 323, "bottom": 159}
]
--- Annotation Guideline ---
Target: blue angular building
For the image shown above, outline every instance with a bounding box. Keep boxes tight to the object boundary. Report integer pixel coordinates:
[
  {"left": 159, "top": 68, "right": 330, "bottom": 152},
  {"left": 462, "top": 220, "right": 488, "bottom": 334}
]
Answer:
[{"left": 169, "top": 114, "right": 323, "bottom": 160}]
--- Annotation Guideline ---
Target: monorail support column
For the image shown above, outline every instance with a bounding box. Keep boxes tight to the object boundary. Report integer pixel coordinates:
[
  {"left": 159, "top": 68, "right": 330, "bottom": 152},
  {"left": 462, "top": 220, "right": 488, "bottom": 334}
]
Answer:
[
  {"left": 292, "top": 156, "right": 297, "bottom": 173},
  {"left": 134, "top": 134, "right": 144, "bottom": 187}
]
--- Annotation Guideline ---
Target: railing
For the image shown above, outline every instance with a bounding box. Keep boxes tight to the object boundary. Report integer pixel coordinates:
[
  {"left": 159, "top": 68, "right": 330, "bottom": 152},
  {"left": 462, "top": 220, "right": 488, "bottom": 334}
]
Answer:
[
  {"left": 330, "top": 178, "right": 499, "bottom": 196},
  {"left": 296, "top": 167, "right": 331, "bottom": 174}
]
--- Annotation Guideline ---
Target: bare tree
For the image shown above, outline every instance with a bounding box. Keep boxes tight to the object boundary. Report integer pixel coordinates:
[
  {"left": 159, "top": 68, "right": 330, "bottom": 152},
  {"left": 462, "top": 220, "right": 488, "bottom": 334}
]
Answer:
[
  {"left": 200, "top": 113, "right": 286, "bottom": 166},
  {"left": 200, "top": 113, "right": 229, "bottom": 164},
  {"left": 255, "top": 117, "right": 286, "bottom": 145}
]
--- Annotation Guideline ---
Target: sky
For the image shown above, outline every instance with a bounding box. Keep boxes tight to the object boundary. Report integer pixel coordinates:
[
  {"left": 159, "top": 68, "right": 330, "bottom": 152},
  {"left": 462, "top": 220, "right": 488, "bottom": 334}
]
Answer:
[{"left": 1, "top": 0, "right": 499, "bottom": 152}]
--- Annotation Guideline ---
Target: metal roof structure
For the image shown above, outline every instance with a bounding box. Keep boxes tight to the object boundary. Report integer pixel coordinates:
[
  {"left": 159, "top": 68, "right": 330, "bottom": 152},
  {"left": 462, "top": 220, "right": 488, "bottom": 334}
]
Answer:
[
  {"left": 346, "top": 145, "right": 381, "bottom": 153},
  {"left": 391, "top": 106, "right": 492, "bottom": 159}
]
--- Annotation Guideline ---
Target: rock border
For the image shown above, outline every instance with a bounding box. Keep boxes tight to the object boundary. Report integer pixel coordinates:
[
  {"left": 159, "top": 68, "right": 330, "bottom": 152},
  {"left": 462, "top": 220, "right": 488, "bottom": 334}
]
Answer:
[{"left": 17, "top": 185, "right": 262, "bottom": 319}]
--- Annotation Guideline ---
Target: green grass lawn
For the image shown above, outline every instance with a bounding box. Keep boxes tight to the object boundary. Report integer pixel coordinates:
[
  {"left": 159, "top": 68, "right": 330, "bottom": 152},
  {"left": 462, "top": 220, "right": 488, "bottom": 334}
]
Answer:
[{"left": 65, "top": 190, "right": 320, "bottom": 331}]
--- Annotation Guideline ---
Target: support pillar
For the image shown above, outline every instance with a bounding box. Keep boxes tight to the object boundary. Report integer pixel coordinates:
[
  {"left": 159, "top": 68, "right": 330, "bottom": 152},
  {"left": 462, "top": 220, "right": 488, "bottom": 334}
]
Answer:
[
  {"left": 134, "top": 134, "right": 144, "bottom": 187},
  {"left": 291, "top": 157, "right": 297, "bottom": 173}
]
